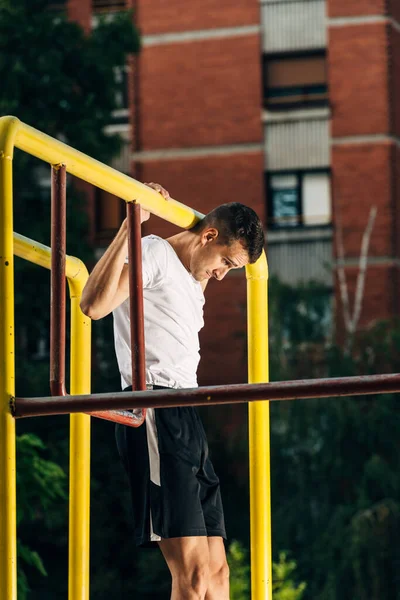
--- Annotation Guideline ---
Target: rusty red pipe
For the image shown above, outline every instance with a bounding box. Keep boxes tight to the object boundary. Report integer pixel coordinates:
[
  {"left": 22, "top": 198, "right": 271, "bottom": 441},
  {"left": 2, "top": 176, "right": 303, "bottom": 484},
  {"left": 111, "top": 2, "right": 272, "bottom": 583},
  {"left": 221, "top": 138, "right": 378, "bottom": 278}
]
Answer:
[
  {"left": 50, "top": 164, "right": 67, "bottom": 397},
  {"left": 127, "top": 202, "right": 147, "bottom": 391},
  {"left": 92, "top": 203, "right": 147, "bottom": 425},
  {"left": 49, "top": 167, "right": 145, "bottom": 427},
  {"left": 126, "top": 202, "right": 146, "bottom": 422},
  {"left": 12, "top": 373, "right": 400, "bottom": 418}
]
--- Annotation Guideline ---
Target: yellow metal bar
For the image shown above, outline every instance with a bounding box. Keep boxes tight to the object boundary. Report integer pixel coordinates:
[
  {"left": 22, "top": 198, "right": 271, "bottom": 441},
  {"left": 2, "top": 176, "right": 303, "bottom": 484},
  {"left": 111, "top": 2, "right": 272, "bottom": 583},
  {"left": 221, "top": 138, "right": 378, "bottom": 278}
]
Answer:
[
  {"left": 246, "top": 253, "right": 271, "bottom": 600},
  {"left": 0, "top": 117, "right": 18, "bottom": 600},
  {"left": 13, "top": 232, "right": 91, "bottom": 600},
  {"left": 3, "top": 115, "right": 272, "bottom": 598},
  {"left": 68, "top": 265, "right": 91, "bottom": 600},
  {"left": 13, "top": 232, "right": 86, "bottom": 281},
  {"left": 4, "top": 117, "right": 202, "bottom": 228}
]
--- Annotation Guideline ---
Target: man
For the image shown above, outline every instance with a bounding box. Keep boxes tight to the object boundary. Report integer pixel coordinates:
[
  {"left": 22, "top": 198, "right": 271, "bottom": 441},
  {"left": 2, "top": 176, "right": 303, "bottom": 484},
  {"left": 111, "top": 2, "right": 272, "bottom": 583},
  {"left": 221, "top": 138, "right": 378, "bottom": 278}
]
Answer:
[{"left": 80, "top": 182, "right": 265, "bottom": 600}]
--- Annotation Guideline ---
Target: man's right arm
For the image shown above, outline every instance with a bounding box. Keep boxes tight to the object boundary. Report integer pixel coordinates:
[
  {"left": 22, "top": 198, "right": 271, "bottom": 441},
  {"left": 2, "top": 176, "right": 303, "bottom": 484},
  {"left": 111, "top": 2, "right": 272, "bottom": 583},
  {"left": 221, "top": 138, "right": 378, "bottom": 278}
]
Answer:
[
  {"left": 80, "top": 182, "right": 169, "bottom": 320},
  {"left": 80, "top": 219, "right": 132, "bottom": 320}
]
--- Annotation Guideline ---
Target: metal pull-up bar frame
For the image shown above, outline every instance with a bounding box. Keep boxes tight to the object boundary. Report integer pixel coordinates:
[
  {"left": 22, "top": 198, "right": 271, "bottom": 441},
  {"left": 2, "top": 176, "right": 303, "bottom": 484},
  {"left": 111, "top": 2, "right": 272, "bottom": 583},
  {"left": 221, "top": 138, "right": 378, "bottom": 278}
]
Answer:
[
  {"left": 3, "top": 115, "right": 399, "bottom": 600},
  {"left": 12, "top": 372, "right": 400, "bottom": 417},
  {"left": 50, "top": 163, "right": 146, "bottom": 427},
  {"left": 0, "top": 115, "right": 270, "bottom": 600}
]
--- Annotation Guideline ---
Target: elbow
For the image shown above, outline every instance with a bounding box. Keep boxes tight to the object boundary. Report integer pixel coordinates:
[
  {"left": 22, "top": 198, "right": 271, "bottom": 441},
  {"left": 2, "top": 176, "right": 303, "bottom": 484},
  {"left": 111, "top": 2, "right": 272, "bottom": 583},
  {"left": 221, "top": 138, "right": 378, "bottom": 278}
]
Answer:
[{"left": 80, "top": 299, "right": 103, "bottom": 320}]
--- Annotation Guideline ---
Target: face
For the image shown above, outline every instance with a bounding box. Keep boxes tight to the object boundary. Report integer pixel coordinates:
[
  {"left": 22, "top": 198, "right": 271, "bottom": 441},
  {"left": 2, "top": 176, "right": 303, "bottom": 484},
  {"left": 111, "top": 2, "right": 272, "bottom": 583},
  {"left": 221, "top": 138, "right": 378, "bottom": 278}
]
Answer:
[{"left": 190, "top": 228, "right": 250, "bottom": 282}]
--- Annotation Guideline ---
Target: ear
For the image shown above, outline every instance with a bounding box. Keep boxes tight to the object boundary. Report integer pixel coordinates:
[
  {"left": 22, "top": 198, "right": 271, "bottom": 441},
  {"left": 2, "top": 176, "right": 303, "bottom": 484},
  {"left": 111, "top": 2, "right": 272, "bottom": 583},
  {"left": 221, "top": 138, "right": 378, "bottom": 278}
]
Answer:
[{"left": 201, "top": 227, "right": 219, "bottom": 245}]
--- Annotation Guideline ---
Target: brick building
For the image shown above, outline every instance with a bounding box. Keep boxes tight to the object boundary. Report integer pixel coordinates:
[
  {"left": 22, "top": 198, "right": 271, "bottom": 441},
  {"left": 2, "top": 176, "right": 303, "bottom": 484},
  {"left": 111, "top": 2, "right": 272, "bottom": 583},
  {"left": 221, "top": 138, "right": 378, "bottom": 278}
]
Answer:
[{"left": 57, "top": 0, "right": 400, "bottom": 384}]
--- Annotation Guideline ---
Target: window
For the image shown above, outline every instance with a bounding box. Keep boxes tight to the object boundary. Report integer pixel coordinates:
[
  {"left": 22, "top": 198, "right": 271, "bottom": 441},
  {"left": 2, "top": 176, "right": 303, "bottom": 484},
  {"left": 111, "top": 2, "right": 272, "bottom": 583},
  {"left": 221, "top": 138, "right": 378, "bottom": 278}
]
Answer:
[
  {"left": 264, "top": 52, "right": 328, "bottom": 110},
  {"left": 92, "top": 0, "right": 126, "bottom": 13},
  {"left": 267, "top": 170, "right": 331, "bottom": 228},
  {"left": 112, "top": 66, "right": 129, "bottom": 123},
  {"left": 47, "top": 0, "right": 67, "bottom": 11}
]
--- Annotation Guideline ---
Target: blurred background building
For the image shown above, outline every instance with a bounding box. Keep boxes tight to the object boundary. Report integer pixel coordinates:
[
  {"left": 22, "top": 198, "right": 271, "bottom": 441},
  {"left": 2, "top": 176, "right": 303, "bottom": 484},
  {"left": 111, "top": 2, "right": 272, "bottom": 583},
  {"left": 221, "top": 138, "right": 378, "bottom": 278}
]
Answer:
[{"left": 52, "top": 0, "right": 400, "bottom": 384}]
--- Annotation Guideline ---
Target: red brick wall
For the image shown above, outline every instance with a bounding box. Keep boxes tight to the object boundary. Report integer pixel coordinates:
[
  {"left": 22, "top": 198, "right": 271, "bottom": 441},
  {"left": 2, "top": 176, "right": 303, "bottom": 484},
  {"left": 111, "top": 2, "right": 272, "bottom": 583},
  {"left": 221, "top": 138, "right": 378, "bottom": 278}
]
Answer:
[
  {"left": 328, "top": 0, "right": 386, "bottom": 18},
  {"left": 136, "top": 0, "right": 260, "bottom": 35},
  {"left": 139, "top": 35, "right": 263, "bottom": 150},
  {"left": 329, "top": 23, "right": 390, "bottom": 137},
  {"left": 140, "top": 151, "right": 265, "bottom": 236},
  {"left": 390, "top": 26, "right": 400, "bottom": 137},
  {"left": 68, "top": 0, "right": 91, "bottom": 32},
  {"left": 331, "top": 143, "right": 393, "bottom": 257},
  {"left": 139, "top": 153, "right": 265, "bottom": 385},
  {"left": 395, "top": 146, "right": 400, "bottom": 259},
  {"left": 132, "top": 4, "right": 264, "bottom": 386},
  {"left": 334, "top": 265, "right": 399, "bottom": 333},
  {"left": 199, "top": 273, "right": 248, "bottom": 385}
]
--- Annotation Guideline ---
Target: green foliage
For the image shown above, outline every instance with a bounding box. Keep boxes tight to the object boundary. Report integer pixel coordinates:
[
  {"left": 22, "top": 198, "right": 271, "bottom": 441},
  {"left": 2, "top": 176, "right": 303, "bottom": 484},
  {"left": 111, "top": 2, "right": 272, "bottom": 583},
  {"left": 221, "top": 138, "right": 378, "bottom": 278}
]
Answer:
[
  {"left": 268, "top": 276, "right": 332, "bottom": 380},
  {"left": 269, "top": 276, "right": 331, "bottom": 346},
  {"left": 272, "top": 552, "right": 307, "bottom": 600},
  {"left": 268, "top": 278, "right": 400, "bottom": 600},
  {"left": 0, "top": 1, "right": 142, "bottom": 597},
  {"left": 16, "top": 433, "right": 66, "bottom": 523},
  {"left": 227, "top": 541, "right": 306, "bottom": 600},
  {"left": 227, "top": 540, "right": 250, "bottom": 599},
  {"left": 16, "top": 433, "right": 67, "bottom": 597},
  {"left": 0, "top": 0, "right": 139, "bottom": 162}
]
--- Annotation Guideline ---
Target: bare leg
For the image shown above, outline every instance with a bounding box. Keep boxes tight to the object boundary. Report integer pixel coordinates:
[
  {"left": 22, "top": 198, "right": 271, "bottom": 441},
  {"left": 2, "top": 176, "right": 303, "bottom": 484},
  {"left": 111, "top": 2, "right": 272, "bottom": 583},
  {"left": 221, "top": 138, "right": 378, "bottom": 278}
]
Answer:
[
  {"left": 205, "top": 537, "right": 230, "bottom": 600},
  {"left": 158, "top": 536, "right": 210, "bottom": 600}
]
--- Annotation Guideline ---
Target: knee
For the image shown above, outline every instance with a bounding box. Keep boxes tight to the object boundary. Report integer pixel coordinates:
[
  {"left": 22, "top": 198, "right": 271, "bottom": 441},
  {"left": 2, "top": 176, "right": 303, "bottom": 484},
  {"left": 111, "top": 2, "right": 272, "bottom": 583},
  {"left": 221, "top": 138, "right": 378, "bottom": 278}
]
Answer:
[
  {"left": 210, "top": 559, "right": 230, "bottom": 590},
  {"left": 176, "top": 563, "right": 210, "bottom": 599}
]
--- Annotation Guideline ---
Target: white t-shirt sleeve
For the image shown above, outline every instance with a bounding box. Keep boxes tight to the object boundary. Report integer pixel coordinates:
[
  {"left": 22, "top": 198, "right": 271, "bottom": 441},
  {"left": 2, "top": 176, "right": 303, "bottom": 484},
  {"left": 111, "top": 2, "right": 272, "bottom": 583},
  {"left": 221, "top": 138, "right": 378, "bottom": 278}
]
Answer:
[{"left": 125, "top": 236, "right": 168, "bottom": 289}]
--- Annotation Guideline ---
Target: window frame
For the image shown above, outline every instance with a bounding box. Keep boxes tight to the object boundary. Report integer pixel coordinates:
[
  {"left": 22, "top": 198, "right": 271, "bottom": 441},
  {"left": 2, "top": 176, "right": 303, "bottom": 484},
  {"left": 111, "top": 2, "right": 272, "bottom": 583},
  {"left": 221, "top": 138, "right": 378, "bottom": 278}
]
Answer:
[
  {"left": 92, "top": 0, "right": 126, "bottom": 14},
  {"left": 263, "top": 49, "right": 329, "bottom": 111},
  {"left": 266, "top": 167, "right": 331, "bottom": 230}
]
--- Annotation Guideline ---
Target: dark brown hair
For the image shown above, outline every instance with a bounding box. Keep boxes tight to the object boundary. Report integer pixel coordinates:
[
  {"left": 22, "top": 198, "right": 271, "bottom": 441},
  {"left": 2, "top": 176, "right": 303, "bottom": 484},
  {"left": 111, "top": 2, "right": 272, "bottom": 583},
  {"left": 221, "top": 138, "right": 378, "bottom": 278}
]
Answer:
[{"left": 191, "top": 203, "right": 265, "bottom": 264}]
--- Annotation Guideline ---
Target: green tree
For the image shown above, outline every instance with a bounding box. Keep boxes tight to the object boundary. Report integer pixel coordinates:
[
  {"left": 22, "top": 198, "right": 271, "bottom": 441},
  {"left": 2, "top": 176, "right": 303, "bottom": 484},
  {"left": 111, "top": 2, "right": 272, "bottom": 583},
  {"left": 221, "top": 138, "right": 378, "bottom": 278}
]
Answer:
[
  {"left": 0, "top": 0, "right": 141, "bottom": 596},
  {"left": 16, "top": 433, "right": 67, "bottom": 599},
  {"left": 267, "top": 278, "right": 400, "bottom": 600},
  {"left": 272, "top": 552, "right": 307, "bottom": 600},
  {"left": 227, "top": 541, "right": 306, "bottom": 600}
]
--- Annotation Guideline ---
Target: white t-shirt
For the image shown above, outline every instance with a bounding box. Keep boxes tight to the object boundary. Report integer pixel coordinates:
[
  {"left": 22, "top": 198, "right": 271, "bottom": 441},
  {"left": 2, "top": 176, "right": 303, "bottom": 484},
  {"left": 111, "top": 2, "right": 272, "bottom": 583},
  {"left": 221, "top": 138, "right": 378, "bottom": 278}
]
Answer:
[{"left": 113, "top": 235, "right": 205, "bottom": 390}]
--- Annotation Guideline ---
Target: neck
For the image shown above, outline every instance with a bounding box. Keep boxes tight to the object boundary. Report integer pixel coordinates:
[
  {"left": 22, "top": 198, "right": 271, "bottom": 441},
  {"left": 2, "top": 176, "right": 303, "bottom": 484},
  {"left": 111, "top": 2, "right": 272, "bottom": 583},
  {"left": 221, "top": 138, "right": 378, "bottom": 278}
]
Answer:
[{"left": 166, "top": 231, "right": 197, "bottom": 273}]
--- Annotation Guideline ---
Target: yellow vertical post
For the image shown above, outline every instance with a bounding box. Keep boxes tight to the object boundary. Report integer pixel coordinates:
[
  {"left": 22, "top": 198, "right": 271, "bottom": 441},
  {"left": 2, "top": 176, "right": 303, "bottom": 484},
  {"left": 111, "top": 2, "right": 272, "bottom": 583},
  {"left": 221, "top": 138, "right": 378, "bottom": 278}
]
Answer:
[
  {"left": 68, "top": 270, "right": 91, "bottom": 600},
  {"left": 0, "top": 117, "right": 18, "bottom": 600},
  {"left": 246, "top": 252, "right": 271, "bottom": 600},
  {"left": 12, "top": 226, "right": 92, "bottom": 598}
]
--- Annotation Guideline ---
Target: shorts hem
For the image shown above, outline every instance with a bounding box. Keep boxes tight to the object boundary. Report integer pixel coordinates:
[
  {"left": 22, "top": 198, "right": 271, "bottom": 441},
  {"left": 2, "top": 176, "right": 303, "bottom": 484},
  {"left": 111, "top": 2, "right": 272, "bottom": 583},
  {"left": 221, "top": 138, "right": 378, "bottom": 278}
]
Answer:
[{"left": 135, "top": 529, "right": 227, "bottom": 548}]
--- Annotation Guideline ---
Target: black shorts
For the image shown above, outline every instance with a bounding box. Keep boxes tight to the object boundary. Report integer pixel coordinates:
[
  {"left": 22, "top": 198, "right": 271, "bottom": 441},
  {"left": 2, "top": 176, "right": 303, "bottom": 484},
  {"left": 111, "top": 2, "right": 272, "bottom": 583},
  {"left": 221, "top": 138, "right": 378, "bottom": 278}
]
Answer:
[{"left": 115, "top": 386, "right": 226, "bottom": 547}]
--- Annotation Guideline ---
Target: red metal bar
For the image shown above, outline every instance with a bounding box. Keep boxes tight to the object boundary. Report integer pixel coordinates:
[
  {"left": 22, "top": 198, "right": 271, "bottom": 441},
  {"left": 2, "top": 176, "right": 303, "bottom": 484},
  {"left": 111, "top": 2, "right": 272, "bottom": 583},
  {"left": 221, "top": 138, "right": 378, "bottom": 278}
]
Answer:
[
  {"left": 50, "top": 164, "right": 67, "bottom": 396},
  {"left": 126, "top": 201, "right": 146, "bottom": 423},
  {"left": 89, "top": 202, "right": 146, "bottom": 426},
  {"left": 11, "top": 373, "right": 400, "bottom": 418},
  {"left": 127, "top": 202, "right": 147, "bottom": 391},
  {"left": 49, "top": 165, "right": 143, "bottom": 427}
]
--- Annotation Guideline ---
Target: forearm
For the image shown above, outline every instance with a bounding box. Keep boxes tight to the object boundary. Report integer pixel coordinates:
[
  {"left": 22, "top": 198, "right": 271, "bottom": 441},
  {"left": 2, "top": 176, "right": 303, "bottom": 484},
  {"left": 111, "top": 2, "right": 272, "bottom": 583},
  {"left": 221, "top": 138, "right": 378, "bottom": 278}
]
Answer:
[{"left": 80, "top": 224, "right": 128, "bottom": 319}]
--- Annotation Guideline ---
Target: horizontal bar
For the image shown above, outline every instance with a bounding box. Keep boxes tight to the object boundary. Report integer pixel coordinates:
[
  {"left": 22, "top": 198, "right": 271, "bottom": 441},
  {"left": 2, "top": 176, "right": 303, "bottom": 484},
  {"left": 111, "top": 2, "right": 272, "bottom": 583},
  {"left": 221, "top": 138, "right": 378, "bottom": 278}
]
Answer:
[
  {"left": 7, "top": 117, "right": 203, "bottom": 229},
  {"left": 12, "top": 373, "right": 400, "bottom": 418},
  {"left": 3, "top": 117, "right": 268, "bottom": 284},
  {"left": 13, "top": 232, "right": 86, "bottom": 289}
]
